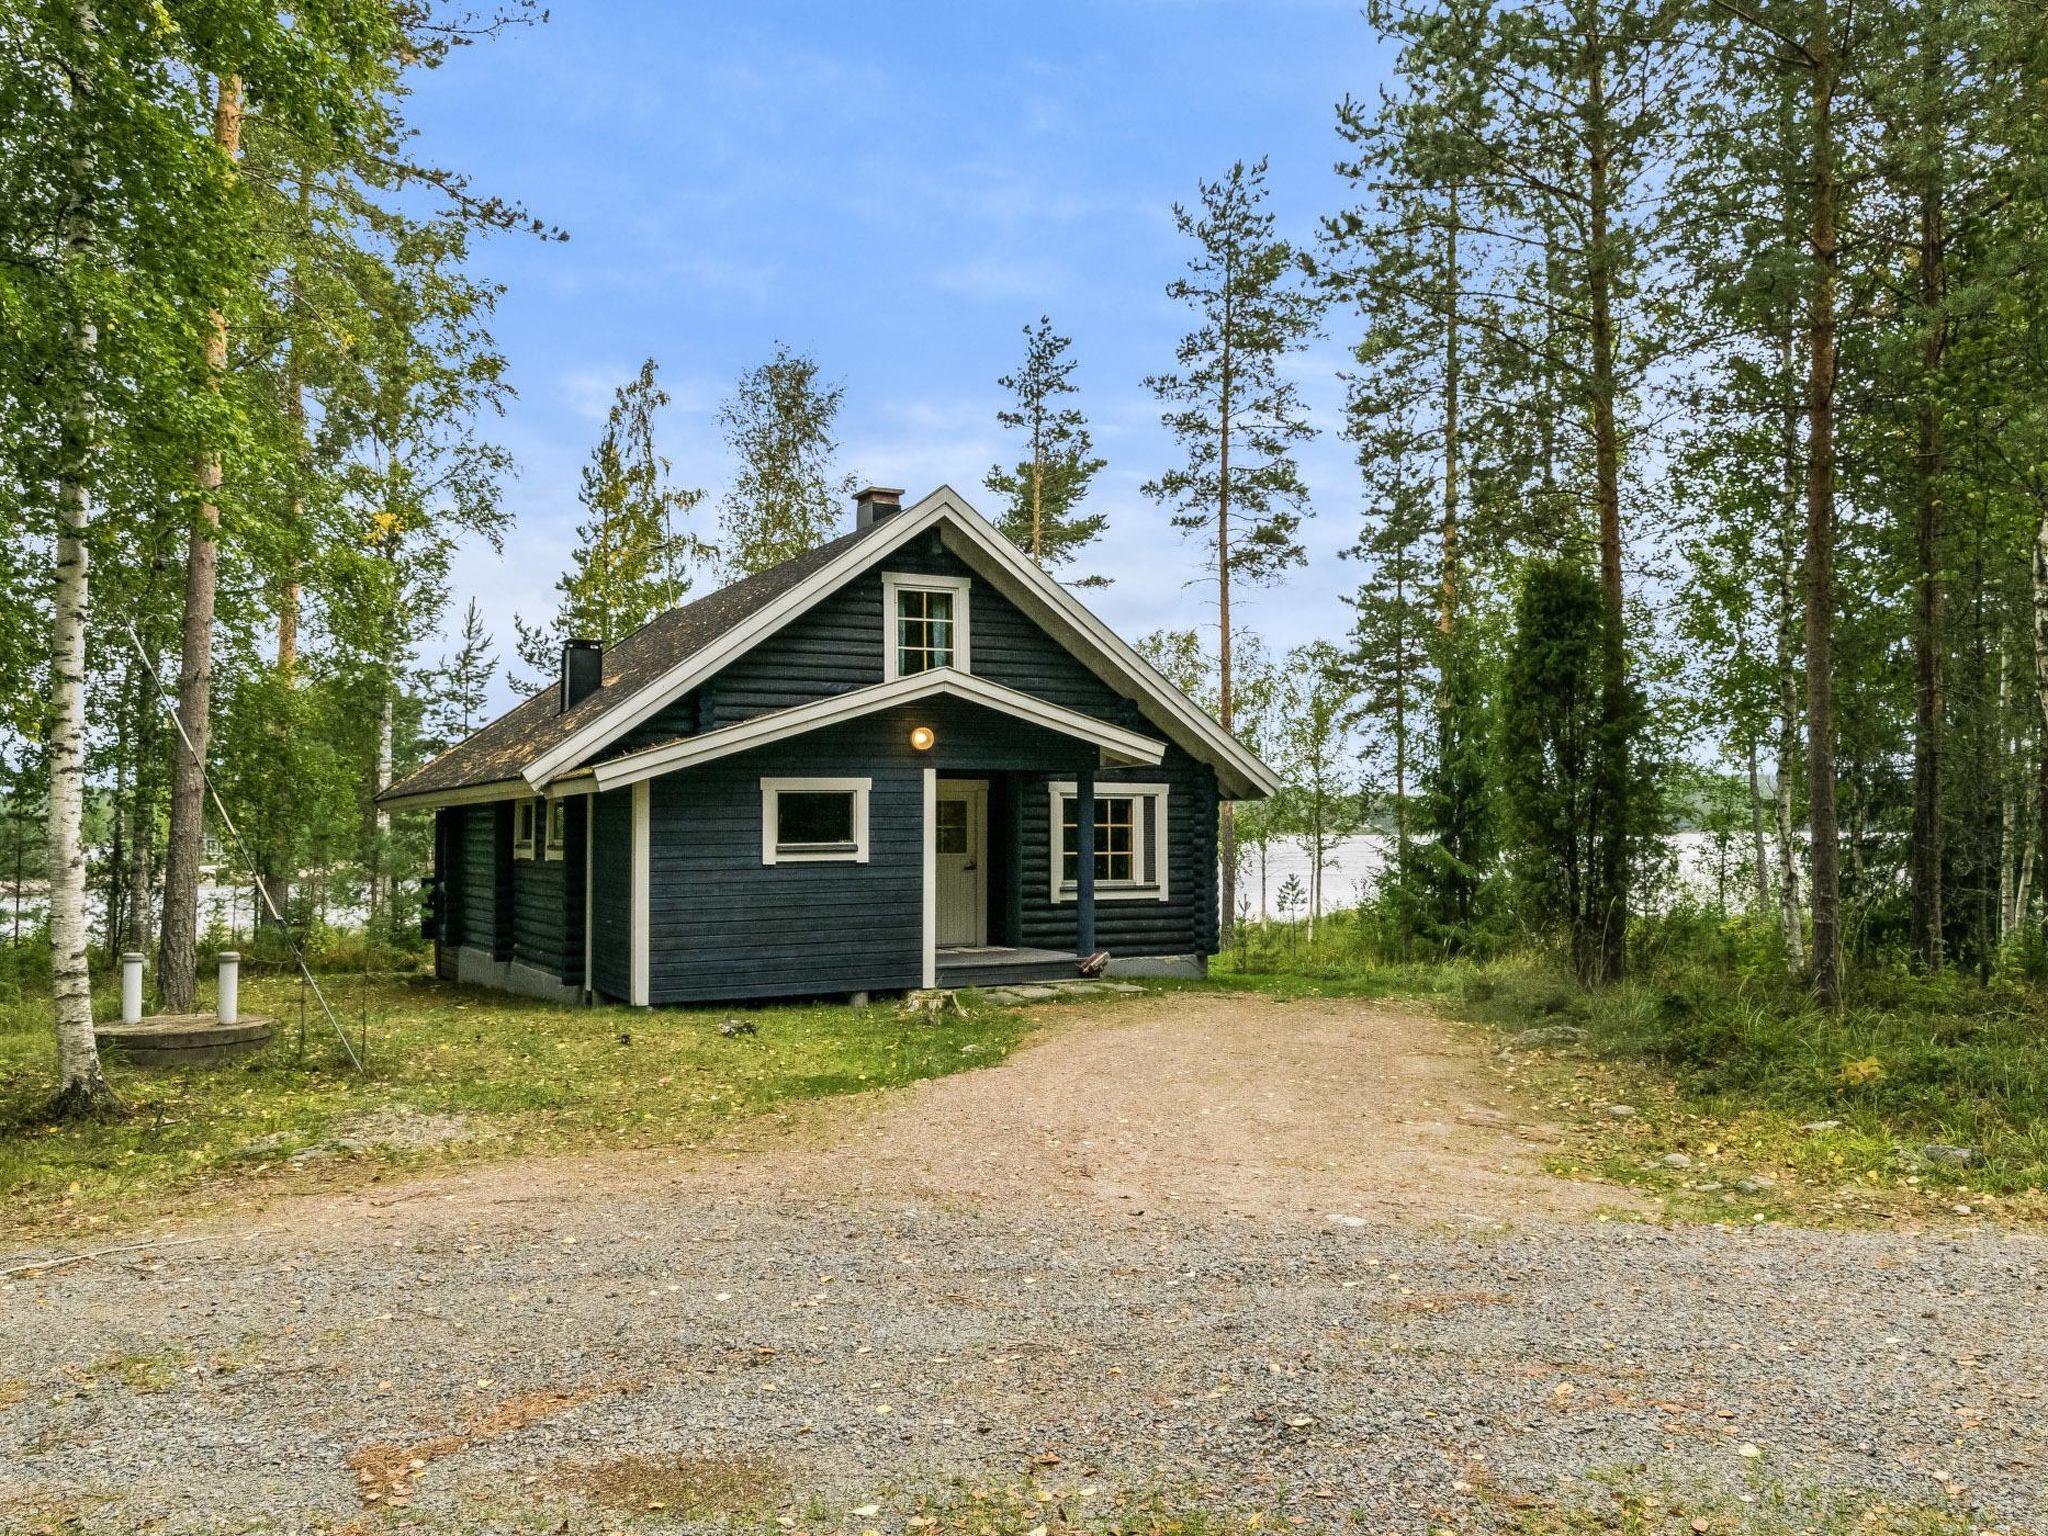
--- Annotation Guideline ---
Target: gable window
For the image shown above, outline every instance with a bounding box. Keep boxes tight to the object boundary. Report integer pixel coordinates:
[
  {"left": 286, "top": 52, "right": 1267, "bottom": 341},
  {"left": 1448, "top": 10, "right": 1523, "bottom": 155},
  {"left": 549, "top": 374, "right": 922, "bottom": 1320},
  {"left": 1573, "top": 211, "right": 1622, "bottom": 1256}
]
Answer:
[
  {"left": 1048, "top": 781, "right": 1169, "bottom": 902},
  {"left": 543, "top": 798, "right": 568, "bottom": 861},
  {"left": 761, "top": 776, "right": 871, "bottom": 864},
  {"left": 882, "top": 572, "right": 971, "bottom": 680},
  {"left": 514, "top": 797, "right": 541, "bottom": 859}
]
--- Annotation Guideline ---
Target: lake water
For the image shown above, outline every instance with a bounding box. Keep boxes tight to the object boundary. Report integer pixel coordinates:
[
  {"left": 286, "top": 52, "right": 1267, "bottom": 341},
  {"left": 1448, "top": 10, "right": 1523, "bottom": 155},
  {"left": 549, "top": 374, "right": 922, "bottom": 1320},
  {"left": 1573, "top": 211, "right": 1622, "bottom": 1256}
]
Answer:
[{"left": 1236, "top": 830, "right": 1747, "bottom": 920}]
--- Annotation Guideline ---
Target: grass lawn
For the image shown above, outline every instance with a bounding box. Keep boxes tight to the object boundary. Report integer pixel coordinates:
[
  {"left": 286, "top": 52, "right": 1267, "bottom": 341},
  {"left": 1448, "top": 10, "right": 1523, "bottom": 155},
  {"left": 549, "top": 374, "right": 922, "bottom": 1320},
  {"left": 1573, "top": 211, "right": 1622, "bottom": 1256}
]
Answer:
[
  {"left": 1196, "top": 942, "right": 2048, "bottom": 1227},
  {"left": 0, "top": 969, "right": 1032, "bottom": 1243}
]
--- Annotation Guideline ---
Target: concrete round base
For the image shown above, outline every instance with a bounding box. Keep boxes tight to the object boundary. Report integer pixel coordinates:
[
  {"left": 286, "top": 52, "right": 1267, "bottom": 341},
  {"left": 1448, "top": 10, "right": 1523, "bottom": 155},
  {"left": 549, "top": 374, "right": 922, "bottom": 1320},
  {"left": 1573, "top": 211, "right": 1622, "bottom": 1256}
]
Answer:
[{"left": 95, "top": 1014, "right": 273, "bottom": 1069}]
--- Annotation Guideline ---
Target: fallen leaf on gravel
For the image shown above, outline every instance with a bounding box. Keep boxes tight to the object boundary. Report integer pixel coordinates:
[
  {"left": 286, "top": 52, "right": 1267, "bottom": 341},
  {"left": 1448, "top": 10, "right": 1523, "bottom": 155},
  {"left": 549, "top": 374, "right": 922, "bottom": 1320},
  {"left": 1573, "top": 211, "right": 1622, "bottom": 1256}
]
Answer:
[
  {"left": 347, "top": 1382, "right": 632, "bottom": 1504},
  {"left": 1737, "top": 1443, "right": 1762, "bottom": 1458}
]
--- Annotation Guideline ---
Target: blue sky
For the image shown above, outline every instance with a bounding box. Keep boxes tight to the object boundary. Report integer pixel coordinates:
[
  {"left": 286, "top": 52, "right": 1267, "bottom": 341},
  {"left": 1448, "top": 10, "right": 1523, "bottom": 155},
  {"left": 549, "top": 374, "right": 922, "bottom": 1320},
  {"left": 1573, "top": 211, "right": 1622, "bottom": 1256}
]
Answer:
[{"left": 409, "top": 0, "right": 1393, "bottom": 707}]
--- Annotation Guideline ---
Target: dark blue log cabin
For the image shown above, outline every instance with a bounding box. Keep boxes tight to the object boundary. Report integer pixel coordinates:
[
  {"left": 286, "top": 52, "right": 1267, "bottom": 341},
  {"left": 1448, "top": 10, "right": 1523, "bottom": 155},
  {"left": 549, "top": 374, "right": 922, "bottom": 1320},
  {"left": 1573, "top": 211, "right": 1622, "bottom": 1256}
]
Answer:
[{"left": 378, "top": 486, "right": 1278, "bottom": 1005}]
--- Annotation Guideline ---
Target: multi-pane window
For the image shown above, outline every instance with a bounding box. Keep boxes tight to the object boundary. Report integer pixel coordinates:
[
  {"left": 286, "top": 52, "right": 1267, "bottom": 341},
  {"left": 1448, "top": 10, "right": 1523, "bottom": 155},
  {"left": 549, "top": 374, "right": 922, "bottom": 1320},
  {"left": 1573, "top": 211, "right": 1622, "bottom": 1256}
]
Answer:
[
  {"left": 936, "top": 797, "right": 970, "bottom": 855},
  {"left": 895, "top": 586, "right": 954, "bottom": 675},
  {"left": 883, "top": 573, "right": 970, "bottom": 680},
  {"left": 1049, "top": 781, "right": 1169, "bottom": 902},
  {"left": 1060, "top": 796, "right": 1136, "bottom": 885}
]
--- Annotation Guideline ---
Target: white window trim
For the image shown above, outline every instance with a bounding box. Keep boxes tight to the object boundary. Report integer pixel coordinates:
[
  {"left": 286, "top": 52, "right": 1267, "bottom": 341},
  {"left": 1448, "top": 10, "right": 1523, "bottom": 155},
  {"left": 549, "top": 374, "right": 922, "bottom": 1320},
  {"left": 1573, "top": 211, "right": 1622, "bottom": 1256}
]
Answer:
[
  {"left": 542, "top": 798, "right": 567, "bottom": 861},
  {"left": 513, "top": 797, "right": 540, "bottom": 859},
  {"left": 881, "top": 571, "right": 972, "bottom": 682},
  {"left": 761, "top": 776, "right": 872, "bottom": 865},
  {"left": 1047, "top": 780, "right": 1170, "bottom": 904}
]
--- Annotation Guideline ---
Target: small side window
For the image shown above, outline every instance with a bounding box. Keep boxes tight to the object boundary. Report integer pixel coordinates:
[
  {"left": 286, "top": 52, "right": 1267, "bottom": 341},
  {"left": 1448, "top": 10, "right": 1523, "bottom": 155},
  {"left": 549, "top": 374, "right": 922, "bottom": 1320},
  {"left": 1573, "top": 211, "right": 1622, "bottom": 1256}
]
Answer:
[
  {"left": 761, "top": 777, "right": 871, "bottom": 865},
  {"left": 543, "top": 798, "right": 567, "bottom": 861},
  {"left": 514, "top": 798, "right": 539, "bottom": 859}
]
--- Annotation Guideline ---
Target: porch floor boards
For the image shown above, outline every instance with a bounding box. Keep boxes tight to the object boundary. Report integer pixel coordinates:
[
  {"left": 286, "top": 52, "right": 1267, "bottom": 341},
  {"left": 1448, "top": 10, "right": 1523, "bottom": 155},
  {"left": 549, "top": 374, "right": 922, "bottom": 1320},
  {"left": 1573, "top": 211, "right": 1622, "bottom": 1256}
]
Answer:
[{"left": 935, "top": 945, "right": 1081, "bottom": 988}]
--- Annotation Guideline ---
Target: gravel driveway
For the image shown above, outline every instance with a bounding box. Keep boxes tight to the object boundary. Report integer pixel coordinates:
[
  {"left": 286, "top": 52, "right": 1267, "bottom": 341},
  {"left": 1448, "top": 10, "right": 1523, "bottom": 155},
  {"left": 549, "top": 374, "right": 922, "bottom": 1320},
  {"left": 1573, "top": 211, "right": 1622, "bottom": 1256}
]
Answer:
[{"left": 2, "top": 991, "right": 2043, "bottom": 1533}]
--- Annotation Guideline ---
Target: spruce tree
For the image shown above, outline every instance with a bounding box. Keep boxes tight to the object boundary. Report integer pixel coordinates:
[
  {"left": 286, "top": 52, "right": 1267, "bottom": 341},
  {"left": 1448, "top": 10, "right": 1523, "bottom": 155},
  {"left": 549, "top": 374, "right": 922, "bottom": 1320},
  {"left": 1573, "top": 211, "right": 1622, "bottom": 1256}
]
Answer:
[
  {"left": 430, "top": 598, "right": 498, "bottom": 749},
  {"left": 1499, "top": 560, "right": 1609, "bottom": 980}
]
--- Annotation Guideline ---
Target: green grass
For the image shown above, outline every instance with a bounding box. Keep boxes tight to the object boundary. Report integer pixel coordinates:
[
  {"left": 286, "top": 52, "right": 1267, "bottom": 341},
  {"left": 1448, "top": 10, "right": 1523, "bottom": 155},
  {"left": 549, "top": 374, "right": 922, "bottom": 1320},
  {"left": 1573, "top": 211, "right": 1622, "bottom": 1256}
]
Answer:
[
  {"left": 1205, "top": 923, "right": 2048, "bottom": 1223},
  {"left": 0, "top": 969, "right": 1032, "bottom": 1241}
]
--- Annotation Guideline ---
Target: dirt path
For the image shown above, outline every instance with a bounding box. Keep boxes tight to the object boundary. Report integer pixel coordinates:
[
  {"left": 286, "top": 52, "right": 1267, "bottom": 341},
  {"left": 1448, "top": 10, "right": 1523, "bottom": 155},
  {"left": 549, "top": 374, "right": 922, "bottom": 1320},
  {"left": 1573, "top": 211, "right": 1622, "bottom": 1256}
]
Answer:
[
  {"left": 704, "top": 989, "right": 1627, "bottom": 1221},
  {"left": 3, "top": 994, "right": 2042, "bottom": 1534}
]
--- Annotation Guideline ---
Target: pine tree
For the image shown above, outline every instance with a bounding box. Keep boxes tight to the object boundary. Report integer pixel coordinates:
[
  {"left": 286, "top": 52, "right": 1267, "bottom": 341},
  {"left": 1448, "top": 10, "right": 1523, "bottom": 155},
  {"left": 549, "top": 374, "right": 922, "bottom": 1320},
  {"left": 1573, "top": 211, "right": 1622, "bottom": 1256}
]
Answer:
[
  {"left": 1343, "top": 329, "right": 1440, "bottom": 880},
  {"left": 157, "top": 71, "right": 246, "bottom": 1012},
  {"left": 986, "top": 317, "right": 1107, "bottom": 576},
  {"left": 1144, "top": 157, "right": 1322, "bottom": 936},
  {"left": 717, "top": 344, "right": 855, "bottom": 576}
]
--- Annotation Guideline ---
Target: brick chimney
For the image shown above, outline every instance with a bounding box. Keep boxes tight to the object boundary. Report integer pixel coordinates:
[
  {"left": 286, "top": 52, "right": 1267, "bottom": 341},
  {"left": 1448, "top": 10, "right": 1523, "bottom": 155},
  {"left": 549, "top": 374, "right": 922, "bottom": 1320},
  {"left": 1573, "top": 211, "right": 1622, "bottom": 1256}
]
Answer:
[{"left": 854, "top": 486, "right": 906, "bottom": 531}]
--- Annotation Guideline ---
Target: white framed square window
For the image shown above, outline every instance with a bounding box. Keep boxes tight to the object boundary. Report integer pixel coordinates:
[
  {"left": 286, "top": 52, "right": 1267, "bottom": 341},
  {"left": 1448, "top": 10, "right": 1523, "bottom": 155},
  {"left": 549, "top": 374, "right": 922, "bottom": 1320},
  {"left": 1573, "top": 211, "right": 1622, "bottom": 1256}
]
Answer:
[
  {"left": 542, "top": 797, "right": 567, "bottom": 861},
  {"left": 761, "top": 776, "right": 872, "bottom": 864},
  {"left": 1048, "top": 781, "right": 1170, "bottom": 903},
  {"left": 514, "top": 797, "right": 540, "bottom": 859},
  {"left": 881, "top": 571, "right": 971, "bottom": 680}
]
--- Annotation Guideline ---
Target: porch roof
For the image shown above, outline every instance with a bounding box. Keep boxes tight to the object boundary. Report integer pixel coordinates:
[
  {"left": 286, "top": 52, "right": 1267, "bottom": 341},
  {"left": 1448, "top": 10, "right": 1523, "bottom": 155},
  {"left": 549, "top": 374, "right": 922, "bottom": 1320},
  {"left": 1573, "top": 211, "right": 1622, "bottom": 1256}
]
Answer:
[{"left": 580, "top": 668, "right": 1166, "bottom": 792}]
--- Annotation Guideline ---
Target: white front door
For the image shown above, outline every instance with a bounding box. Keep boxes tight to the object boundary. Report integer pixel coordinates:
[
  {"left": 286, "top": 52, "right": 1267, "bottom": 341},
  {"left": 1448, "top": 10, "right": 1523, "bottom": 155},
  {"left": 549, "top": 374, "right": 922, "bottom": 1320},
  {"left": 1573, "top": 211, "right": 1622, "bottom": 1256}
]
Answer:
[{"left": 934, "top": 779, "right": 987, "bottom": 947}]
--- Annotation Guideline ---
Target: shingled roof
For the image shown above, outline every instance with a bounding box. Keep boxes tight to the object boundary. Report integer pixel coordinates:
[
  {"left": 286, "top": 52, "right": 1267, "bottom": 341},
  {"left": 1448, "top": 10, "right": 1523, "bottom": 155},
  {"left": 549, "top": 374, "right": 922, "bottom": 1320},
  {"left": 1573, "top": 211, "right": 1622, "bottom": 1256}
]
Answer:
[{"left": 381, "top": 522, "right": 884, "bottom": 805}]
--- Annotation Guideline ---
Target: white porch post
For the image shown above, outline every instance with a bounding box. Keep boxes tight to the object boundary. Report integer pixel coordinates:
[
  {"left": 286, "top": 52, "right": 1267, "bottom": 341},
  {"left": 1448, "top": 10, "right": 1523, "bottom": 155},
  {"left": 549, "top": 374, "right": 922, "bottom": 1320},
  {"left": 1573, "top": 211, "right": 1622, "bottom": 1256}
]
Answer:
[
  {"left": 630, "top": 781, "right": 650, "bottom": 1006},
  {"left": 921, "top": 766, "right": 937, "bottom": 988}
]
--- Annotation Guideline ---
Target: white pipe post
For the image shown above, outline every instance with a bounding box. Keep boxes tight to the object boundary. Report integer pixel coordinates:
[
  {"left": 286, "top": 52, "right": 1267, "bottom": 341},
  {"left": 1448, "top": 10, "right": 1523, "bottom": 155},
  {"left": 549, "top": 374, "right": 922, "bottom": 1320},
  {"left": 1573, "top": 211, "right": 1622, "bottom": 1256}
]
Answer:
[
  {"left": 217, "top": 951, "right": 239, "bottom": 1025},
  {"left": 121, "top": 951, "right": 143, "bottom": 1025}
]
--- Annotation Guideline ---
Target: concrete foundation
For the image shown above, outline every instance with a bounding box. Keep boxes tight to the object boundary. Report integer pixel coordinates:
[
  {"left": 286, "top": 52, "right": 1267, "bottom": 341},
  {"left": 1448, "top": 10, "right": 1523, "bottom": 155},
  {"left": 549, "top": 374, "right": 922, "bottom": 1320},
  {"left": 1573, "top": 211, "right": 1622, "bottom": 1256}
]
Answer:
[
  {"left": 96, "top": 1015, "right": 273, "bottom": 1069},
  {"left": 452, "top": 945, "right": 584, "bottom": 1005},
  {"left": 1104, "top": 953, "right": 1207, "bottom": 980}
]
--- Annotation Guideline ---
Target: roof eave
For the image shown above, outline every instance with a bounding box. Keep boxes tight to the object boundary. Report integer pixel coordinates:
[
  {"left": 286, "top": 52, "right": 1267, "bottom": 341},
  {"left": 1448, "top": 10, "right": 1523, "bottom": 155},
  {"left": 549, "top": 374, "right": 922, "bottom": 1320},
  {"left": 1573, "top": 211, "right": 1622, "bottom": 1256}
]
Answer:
[{"left": 589, "top": 668, "right": 1166, "bottom": 792}]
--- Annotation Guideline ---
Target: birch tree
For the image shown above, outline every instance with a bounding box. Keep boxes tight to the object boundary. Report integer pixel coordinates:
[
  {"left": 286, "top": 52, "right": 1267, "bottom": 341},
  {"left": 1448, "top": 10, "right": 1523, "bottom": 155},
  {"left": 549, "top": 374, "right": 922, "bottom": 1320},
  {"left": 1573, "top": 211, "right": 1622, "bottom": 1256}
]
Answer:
[{"left": 717, "top": 344, "right": 855, "bottom": 576}]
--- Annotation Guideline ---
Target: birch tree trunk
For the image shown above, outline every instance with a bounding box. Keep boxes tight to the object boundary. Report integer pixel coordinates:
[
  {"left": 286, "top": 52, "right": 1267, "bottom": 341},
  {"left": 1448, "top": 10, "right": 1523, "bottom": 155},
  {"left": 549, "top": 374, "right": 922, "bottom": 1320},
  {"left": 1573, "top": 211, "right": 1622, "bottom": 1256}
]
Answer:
[
  {"left": 2031, "top": 511, "right": 2048, "bottom": 936},
  {"left": 1747, "top": 738, "right": 1771, "bottom": 912},
  {"left": 1908, "top": 97, "right": 1947, "bottom": 970},
  {"left": 50, "top": 412, "right": 106, "bottom": 1113},
  {"left": 372, "top": 689, "right": 394, "bottom": 918},
  {"left": 157, "top": 74, "right": 242, "bottom": 1010},
  {"left": 48, "top": 0, "right": 112, "bottom": 1112},
  {"left": 1802, "top": 11, "right": 1844, "bottom": 1008},
  {"left": 1999, "top": 637, "right": 2014, "bottom": 939},
  {"left": 1584, "top": 29, "right": 1630, "bottom": 985},
  {"left": 1774, "top": 325, "right": 1805, "bottom": 972}
]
